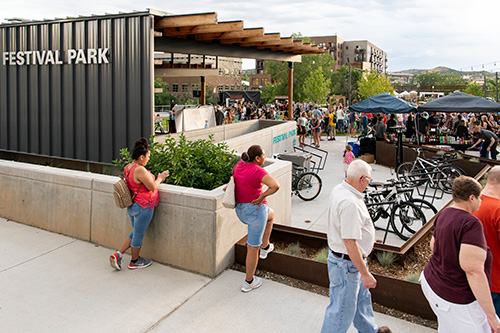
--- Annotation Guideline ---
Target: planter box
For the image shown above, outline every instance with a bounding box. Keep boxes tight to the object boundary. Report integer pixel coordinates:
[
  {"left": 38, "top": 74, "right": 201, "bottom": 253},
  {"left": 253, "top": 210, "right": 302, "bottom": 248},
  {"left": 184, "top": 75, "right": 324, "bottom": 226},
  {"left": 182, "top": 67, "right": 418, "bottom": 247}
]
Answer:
[
  {"left": 0, "top": 157, "right": 292, "bottom": 278},
  {"left": 235, "top": 225, "right": 436, "bottom": 321}
]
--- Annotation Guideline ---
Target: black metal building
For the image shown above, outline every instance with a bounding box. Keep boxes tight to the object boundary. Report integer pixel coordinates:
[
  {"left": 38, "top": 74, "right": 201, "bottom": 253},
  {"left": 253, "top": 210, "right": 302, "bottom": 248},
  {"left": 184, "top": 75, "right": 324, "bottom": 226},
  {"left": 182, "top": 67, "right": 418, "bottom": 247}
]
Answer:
[{"left": 0, "top": 9, "right": 324, "bottom": 164}]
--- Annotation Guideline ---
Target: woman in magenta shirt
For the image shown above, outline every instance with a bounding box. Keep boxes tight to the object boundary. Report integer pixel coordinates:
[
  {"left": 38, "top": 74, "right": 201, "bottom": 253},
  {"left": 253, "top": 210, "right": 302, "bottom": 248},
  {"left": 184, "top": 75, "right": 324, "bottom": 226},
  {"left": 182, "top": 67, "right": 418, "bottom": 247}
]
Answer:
[
  {"left": 233, "top": 145, "right": 280, "bottom": 292},
  {"left": 109, "top": 138, "right": 169, "bottom": 271}
]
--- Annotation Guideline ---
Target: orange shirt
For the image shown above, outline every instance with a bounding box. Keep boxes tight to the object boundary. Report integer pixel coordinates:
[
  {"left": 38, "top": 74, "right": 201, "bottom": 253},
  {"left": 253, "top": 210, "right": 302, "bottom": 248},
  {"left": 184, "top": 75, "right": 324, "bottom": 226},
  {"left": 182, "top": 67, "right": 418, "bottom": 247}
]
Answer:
[{"left": 474, "top": 194, "right": 500, "bottom": 293}]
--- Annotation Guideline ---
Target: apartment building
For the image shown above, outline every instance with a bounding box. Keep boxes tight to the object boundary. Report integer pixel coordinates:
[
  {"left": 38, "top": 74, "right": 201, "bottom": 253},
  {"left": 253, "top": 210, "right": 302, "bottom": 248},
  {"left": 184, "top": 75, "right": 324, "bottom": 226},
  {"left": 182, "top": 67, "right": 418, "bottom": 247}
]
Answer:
[
  {"left": 154, "top": 53, "right": 243, "bottom": 97},
  {"left": 309, "top": 36, "right": 387, "bottom": 75}
]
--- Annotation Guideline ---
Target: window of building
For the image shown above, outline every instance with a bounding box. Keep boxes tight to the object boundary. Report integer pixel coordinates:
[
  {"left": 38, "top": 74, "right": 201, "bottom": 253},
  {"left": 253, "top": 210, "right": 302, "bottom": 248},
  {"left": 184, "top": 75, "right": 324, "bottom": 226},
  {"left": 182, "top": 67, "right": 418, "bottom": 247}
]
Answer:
[
  {"left": 230, "top": 85, "right": 235, "bottom": 90},
  {"left": 225, "top": 85, "right": 229, "bottom": 90},
  {"left": 219, "top": 68, "right": 223, "bottom": 75},
  {"left": 192, "top": 84, "right": 200, "bottom": 90},
  {"left": 182, "top": 84, "right": 189, "bottom": 92},
  {"left": 218, "top": 85, "right": 223, "bottom": 91},
  {"left": 172, "top": 84, "right": 179, "bottom": 92}
]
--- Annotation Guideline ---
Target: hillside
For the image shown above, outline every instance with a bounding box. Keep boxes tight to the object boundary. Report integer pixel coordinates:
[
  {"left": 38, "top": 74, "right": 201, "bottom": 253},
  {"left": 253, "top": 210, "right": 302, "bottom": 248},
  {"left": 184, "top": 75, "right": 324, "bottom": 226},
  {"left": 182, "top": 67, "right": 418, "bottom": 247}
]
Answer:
[{"left": 391, "top": 66, "right": 495, "bottom": 78}]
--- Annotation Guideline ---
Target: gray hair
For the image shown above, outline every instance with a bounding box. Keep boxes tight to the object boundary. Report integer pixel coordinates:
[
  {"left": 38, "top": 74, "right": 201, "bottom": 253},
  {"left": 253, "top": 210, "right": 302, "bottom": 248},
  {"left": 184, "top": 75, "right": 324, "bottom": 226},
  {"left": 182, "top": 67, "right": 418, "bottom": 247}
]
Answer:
[{"left": 347, "top": 159, "right": 372, "bottom": 180}]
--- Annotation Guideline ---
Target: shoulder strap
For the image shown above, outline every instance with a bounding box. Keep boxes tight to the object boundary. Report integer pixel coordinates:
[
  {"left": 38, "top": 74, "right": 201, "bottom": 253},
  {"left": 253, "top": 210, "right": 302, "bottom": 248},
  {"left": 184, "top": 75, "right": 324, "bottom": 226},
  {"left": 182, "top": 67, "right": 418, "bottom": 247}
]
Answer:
[{"left": 125, "top": 165, "right": 143, "bottom": 199}]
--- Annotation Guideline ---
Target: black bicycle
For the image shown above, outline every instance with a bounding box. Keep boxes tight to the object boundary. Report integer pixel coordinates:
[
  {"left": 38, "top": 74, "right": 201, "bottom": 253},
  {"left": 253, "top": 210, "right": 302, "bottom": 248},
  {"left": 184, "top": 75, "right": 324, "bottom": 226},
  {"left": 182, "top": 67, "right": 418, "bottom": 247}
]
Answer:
[
  {"left": 364, "top": 179, "right": 436, "bottom": 241},
  {"left": 396, "top": 148, "right": 465, "bottom": 194},
  {"left": 291, "top": 165, "right": 322, "bottom": 201}
]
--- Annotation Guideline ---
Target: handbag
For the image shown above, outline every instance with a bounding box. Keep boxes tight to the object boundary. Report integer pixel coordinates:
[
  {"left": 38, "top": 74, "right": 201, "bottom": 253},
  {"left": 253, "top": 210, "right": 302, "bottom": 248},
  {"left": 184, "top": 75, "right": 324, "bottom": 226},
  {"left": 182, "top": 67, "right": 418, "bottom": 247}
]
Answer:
[
  {"left": 222, "top": 163, "right": 238, "bottom": 209},
  {"left": 113, "top": 167, "right": 143, "bottom": 209}
]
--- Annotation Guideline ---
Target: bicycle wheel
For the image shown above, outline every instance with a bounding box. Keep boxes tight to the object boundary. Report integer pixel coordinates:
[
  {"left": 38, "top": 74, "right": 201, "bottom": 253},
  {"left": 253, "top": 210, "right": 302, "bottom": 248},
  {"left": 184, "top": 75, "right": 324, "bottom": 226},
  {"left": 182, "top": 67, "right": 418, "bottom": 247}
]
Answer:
[
  {"left": 390, "top": 202, "right": 426, "bottom": 241},
  {"left": 407, "top": 198, "right": 437, "bottom": 232},
  {"left": 436, "top": 166, "right": 465, "bottom": 194},
  {"left": 295, "top": 172, "right": 322, "bottom": 201},
  {"left": 396, "top": 162, "right": 426, "bottom": 186}
]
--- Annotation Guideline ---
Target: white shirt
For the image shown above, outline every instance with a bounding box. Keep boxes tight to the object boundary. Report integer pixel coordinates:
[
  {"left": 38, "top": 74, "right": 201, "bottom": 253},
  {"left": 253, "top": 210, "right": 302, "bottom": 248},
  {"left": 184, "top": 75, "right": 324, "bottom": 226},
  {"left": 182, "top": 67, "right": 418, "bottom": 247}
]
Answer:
[{"left": 327, "top": 181, "right": 375, "bottom": 257}]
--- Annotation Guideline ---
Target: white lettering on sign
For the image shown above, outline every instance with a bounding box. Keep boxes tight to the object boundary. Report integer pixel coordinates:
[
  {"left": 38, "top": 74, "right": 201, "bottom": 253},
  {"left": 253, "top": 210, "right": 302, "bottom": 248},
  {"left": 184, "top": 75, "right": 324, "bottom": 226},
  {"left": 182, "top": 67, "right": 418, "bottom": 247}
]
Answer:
[{"left": 1, "top": 48, "right": 110, "bottom": 66}]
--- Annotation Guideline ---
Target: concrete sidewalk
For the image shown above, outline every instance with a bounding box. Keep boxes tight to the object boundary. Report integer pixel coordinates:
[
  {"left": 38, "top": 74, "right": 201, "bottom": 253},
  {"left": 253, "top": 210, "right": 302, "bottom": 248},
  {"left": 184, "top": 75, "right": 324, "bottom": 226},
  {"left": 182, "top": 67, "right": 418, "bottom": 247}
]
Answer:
[{"left": 0, "top": 218, "right": 435, "bottom": 332}]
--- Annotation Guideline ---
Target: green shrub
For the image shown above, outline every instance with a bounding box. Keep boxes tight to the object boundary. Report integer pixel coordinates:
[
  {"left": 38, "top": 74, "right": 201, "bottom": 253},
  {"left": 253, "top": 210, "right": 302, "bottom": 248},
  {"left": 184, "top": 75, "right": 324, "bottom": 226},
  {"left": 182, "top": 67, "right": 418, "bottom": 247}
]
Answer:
[
  {"left": 314, "top": 247, "right": 329, "bottom": 263},
  {"left": 114, "top": 134, "right": 239, "bottom": 190},
  {"left": 404, "top": 272, "right": 421, "bottom": 283},
  {"left": 283, "top": 242, "right": 302, "bottom": 256},
  {"left": 376, "top": 251, "right": 397, "bottom": 268}
]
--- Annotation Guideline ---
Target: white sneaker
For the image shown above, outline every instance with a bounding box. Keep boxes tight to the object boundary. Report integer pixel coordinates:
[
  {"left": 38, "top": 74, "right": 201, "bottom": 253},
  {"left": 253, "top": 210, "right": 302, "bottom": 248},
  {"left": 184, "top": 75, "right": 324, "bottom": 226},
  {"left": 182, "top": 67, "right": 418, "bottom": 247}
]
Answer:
[
  {"left": 259, "top": 243, "right": 274, "bottom": 259},
  {"left": 241, "top": 276, "right": 263, "bottom": 292}
]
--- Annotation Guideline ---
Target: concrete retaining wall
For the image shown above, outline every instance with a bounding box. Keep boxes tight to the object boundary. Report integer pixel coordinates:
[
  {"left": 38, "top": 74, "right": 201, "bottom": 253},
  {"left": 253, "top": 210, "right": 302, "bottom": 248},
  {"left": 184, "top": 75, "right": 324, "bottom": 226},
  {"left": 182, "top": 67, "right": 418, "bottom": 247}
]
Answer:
[
  {"left": 156, "top": 120, "right": 298, "bottom": 156},
  {"left": 0, "top": 158, "right": 292, "bottom": 277}
]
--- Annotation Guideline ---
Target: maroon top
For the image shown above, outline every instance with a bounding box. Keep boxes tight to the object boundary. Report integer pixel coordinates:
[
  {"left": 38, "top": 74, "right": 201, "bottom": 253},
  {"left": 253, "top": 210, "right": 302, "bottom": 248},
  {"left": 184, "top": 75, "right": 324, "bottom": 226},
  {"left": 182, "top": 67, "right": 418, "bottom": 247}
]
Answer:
[{"left": 424, "top": 207, "right": 492, "bottom": 304}]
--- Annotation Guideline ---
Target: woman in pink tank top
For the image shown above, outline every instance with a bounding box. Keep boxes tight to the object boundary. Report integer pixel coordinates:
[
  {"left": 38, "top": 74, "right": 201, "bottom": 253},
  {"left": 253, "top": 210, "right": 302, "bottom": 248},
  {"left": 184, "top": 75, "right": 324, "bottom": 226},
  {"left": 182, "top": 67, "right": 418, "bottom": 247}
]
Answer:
[{"left": 109, "top": 138, "right": 169, "bottom": 271}]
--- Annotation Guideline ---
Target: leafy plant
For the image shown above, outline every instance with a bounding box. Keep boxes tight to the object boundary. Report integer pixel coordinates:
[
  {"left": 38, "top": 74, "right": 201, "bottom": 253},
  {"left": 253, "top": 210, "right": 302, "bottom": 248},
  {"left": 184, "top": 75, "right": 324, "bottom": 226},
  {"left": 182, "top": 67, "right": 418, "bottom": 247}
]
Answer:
[
  {"left": 404, "top": 272, "right": 421, "bottom": 283},
  {"left": 314, "top": 247, "right": 329, "bottom": 263},
  {"left": 114, "top": 135, "right": 239, "bottom": 191},
  {"left": 376, "top": 251, "right": 398, "bottom": 268},
  {"left": 283, "top": 242, "right": 302, "bottom": 256}
]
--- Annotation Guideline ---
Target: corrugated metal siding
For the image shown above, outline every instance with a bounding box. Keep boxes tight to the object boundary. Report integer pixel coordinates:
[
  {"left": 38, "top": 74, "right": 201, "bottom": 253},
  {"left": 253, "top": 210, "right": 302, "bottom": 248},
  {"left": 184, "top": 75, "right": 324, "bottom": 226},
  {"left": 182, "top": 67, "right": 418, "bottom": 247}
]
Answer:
[{"left": 0, "top": 14, "right": 153, "bottom": 163}]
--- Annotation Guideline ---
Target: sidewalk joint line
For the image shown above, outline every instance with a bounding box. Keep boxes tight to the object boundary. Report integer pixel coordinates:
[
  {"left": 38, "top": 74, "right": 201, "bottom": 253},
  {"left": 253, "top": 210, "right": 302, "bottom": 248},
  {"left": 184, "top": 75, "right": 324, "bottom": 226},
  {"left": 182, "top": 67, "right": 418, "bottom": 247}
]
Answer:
[
  {"left": 0, "top": 239, "right": 77, "bottom": 274},
  {"left": 143, "top": 276, "right": 218, "bottom": 332}
]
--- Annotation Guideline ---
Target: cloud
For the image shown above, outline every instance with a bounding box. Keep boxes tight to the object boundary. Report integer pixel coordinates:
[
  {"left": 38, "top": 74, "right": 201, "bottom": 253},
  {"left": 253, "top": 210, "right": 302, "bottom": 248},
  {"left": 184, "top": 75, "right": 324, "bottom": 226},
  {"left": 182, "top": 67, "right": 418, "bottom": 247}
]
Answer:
[{"left": 2, "top": 0, "right": 500, "bottom": 72}]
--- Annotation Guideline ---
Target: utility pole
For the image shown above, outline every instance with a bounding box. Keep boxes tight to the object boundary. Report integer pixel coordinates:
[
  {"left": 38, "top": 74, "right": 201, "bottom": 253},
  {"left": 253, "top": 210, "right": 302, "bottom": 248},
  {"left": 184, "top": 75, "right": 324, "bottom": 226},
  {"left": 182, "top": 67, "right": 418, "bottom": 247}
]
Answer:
[
  {"left": 496, "top": 72, "right": 499, "bottom": 103},
  {"left": 484, "top": 74, "right": 487, "bottom": 98}
]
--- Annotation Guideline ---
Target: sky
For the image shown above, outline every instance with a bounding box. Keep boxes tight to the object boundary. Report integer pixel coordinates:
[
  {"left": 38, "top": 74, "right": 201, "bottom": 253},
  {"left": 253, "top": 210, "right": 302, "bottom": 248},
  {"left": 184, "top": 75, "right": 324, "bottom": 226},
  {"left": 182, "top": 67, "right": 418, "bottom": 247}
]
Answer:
[{"left": 2, "top": 0, "right": 500, "bottom": 73}]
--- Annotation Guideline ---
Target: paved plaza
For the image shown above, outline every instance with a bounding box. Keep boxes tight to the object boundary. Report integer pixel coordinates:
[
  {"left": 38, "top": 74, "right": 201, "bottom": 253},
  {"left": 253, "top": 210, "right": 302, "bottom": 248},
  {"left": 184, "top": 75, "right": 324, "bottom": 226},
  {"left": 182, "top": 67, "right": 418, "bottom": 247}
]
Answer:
[{"left": 0, "top": 136, "right": 449, "bottom": 332}]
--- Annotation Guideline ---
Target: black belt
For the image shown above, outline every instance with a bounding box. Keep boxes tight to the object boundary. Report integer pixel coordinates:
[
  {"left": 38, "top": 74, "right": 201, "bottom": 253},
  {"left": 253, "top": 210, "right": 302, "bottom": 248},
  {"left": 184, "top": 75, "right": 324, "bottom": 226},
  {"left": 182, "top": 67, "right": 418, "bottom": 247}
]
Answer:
[{"left": 331, "top": 249, "right": 351, "bottom": 261}]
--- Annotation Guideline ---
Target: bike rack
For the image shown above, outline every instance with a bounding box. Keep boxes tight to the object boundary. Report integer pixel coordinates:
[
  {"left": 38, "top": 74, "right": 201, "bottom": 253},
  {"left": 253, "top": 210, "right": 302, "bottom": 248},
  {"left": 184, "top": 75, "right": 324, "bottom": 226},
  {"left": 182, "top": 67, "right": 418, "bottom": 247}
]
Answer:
[
  {"left": 403, "top": 170, "right": 446, "bottom": 203},
  {"left": 293, "top": 143, "right": 328, "bottom": 174}
]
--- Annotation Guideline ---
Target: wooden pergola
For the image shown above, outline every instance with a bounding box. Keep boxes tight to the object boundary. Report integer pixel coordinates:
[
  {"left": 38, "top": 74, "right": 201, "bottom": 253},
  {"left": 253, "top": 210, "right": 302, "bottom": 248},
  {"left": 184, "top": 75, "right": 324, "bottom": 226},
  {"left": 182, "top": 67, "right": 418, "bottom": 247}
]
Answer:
[{"left": 151, "top": 10, "right": 327, "bottom": 118}]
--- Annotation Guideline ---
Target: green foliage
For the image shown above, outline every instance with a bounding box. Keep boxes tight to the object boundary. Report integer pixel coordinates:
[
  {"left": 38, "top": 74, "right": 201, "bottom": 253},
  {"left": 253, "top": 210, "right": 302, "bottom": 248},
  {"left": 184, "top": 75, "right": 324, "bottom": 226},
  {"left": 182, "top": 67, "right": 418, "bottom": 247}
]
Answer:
[
  {"left": 154, "top": 78, "right": 175, "bottom": 106},
  {"left": 375, "top": 251, "right": 398, "bottom": 268},
  {"left": 410, "top": 72, "right": 467, "bottom": 86},
  {"left": 330, "top": 65, "right": 363, "bottom": 100},
  {"left": 358, "top": 72, "right": 395, "bottom": 99},
  {"left": 464, "top": 83, "right": 484, "bottom": 97},
  {"left": 113, "top": 135, "right": 239, "bottom": 190},
  {"left": 290, "top": 32, "right": 311, "bottom": 44},
  {"left": 283, "top": 242, "right": 302, "bottom": 256},
  {"left": 303, "top": 68, "right": 331, "bottom": 104},
  {"left": 314, "top": 247, "right": 329, "bottom": 263},
  {"left": 264, "top": 49, "right": 336, "bottom": 102},
  {"left": 404, "top": 272, "right": 421, "bottom": 283}
]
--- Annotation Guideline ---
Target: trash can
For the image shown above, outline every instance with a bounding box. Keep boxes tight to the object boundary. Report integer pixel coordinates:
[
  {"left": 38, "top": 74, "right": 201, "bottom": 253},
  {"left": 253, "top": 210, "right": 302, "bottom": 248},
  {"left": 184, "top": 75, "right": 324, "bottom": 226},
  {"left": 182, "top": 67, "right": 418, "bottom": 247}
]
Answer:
[
  {"left": 278, "top": 152, "right": 312, "bottom": 170},
  {"left": 348, "top": 142, "right": 359, "bottom": 158}
]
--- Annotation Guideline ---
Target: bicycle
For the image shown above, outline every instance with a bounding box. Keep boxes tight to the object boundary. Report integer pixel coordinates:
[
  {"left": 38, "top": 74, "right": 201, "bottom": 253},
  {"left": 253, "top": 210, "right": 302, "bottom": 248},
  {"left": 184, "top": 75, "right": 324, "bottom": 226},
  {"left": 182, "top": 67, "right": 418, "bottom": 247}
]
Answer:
[
  {"left": 396, "top": 148, "right": 465, "bottom": 194},
  {"left": 364, "top": 179, "right": 436, "bottom": 241},
  {"left": 291, "top": 164, "right": 322, "bottom": 201}
]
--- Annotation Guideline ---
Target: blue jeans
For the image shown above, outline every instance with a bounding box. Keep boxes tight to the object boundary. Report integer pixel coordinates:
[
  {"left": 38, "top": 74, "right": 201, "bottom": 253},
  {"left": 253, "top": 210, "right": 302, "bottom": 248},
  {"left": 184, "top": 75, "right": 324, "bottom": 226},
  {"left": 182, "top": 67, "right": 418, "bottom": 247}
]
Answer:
[
  {"left": 235, "top": 203, "right": 269, "bottom": 247},
  {"left": 492, "top": 292, "right": 500, "bottom": 316},
  {"left": 127, "top": 203, "right": 155, "bottom": 247},
  {"left": 321, "top": 251, "right": 378, "bottom": 333}
]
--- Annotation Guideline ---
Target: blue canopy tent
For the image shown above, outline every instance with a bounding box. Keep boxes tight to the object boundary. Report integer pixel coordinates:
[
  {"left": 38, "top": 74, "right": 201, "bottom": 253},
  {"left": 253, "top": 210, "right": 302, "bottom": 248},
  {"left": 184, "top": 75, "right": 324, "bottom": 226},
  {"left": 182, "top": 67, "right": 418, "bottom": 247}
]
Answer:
[
  {"left": 349, "top": 92, "right": 417, "bottom": 114},
  {"left": 348, "top": 93, "right": 416, "bottom": 168}
]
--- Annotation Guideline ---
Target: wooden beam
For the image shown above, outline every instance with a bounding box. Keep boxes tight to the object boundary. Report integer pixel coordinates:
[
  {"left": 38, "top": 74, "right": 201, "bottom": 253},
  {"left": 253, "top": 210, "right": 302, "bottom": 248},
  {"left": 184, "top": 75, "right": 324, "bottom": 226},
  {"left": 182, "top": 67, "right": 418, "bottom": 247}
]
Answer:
[
  {"left": 155, "top": 12, "right": 217, "bottom": 29},
  {"left": 195, "top": 28, "right": 264, "bottom": 41},
  {"left": 241, "top": 37, "right": 293, "bottom": 47},
  {"left": 161, "top": 21, "right": 244, "bottom": 36},
  {"left": 219, "top": 33, "right": 280, "bottom": 45}
]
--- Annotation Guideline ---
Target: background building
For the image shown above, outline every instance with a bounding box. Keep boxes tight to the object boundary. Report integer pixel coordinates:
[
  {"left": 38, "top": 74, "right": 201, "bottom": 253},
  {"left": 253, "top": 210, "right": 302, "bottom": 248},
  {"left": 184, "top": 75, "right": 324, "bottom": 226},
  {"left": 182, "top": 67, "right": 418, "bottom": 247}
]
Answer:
[
  {"left": 154, "top": 54, "right": 243, "bottom": 98},
  {"left": 309, "top": 36, "right": 387, "bottom": 75},
  {"left": 249, "top": 59, "right": 271, "bottom": 90}
]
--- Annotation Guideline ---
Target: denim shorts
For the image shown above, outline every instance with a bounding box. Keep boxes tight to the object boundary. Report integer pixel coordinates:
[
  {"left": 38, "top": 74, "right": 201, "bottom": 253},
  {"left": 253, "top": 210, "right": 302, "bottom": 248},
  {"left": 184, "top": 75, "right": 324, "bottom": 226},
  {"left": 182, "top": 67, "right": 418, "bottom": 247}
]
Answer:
[
  {"left": 127, "top": 202, "right": 155, "bottom": 247},
  {"left": 235, "top": 203, "right": 270, "bottom": 247}
]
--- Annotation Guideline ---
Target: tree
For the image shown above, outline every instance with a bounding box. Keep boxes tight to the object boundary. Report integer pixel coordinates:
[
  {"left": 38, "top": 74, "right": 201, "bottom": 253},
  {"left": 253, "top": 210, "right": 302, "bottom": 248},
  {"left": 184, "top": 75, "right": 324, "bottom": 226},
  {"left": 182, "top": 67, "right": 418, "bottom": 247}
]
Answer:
[
  {"left": 303, "top": 68, "right": 331, "bottom": 104},
  {"left": 411, "top": 72, "right": 466, "bottom": 86},
  {"left": 464, "top": 83, "right": 483, "bottom": 97},
  {"left": 358, "top": 72, "right": 395, "bottom": 99},
  {"left": 330, "top": 65, "right": 363, "bottom": 101},
  {"left": 154, "top": 78, "right": 175, "bottom": 106},
  {"left": 264, "top": 53, "right": 335, "bottom": 102}
]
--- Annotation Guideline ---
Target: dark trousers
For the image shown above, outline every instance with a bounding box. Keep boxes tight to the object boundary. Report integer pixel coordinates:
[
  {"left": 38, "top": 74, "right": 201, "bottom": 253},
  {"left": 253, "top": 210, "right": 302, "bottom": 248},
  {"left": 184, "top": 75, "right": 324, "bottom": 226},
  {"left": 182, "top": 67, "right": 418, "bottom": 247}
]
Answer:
[{"left": 480, "top": 139, "right": 498, "bottom": 160}]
